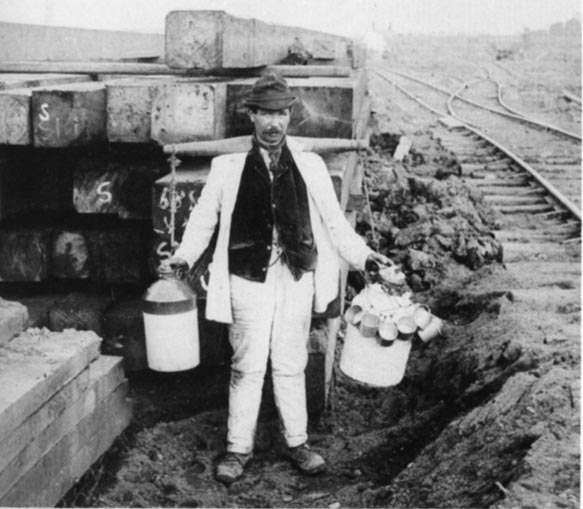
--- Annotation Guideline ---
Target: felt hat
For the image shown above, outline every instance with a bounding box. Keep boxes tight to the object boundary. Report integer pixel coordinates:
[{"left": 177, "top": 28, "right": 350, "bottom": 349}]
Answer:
[{"left": 243, "top": 71, "right": 296, "bottom": 110}]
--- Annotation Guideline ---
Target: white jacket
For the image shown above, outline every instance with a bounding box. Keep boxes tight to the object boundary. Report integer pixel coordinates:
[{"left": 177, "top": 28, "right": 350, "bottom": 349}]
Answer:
[{"left": 174, "top": 137, "right": 373, "bottom": 324}]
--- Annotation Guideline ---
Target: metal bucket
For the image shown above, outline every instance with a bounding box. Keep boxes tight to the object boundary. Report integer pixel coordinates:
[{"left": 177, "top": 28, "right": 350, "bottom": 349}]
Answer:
[{"left": 339, "top": 323, "right": 412, "bottom": 387}]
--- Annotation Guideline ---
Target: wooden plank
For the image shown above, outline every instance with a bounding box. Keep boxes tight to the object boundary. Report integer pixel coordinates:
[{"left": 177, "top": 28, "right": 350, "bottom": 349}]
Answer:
[
  {"left": 32, "top": 82, "right": 106, "bottom": 147},
  {"left": 52, "top": 225, "right": 149, "bottom": 283},
  {"left": 0, "top": 298, "right": 28, "bottom": 348},
  {"left": 73, "top": 154, "right": 166, "bottom": 218},
  {"left": 0, "top": 356, "right": 125, "bottom": 499},
  {"left": 165, "top": 10, "right": 352, "bottom": 70},
  {"left": 0, "top": 329, "right": 101, "bottom": 447},
  {"left": 106, "top": 77, "right": 174, "bottom": 143},
  {"left": 0, "top": 381, "right": 131, "bottom": 507},
  {"left": 225, "top": 71, "right": 368, "bottom": 139},
  {"left": 0, "top": 229, "right": 51, "bottom": 282},
  {"left": 0, "top": 21, "right": 163, "bottom": 61},
  {"left": 150, "top": 80, "right": 227, "bottom": 145}
]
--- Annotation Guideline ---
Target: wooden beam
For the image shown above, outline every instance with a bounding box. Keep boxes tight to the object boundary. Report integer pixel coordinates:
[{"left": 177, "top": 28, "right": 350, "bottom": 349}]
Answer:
[
  {"left": 32, "top": 82, "right": 107, "bottom": 147},
  {"left": 0, "top": 61, "right": 181, "bottom": 75},
  {"left": 106, "top": 77, "right": 174, "bottom": 143},
  {"left": 0, "top": 356, "right": 125, "bottom": 500},
  {"left": 0, "top": 76, "right": 92, "bottom": 145},
  {"left": 226, "top": 70, "right": 368, "bottom": 139},
  {"left": 0, "top": 379, "right": 130, "bottom": 507},
  {"left": 0, "top": 230, "right": 51, "bottom": 282},
  {"left": 164, "top": 135, "right": 369, "bottom": 157},
  {"left": 0, "top": 73, "right": 93, "bottom": 91},
  {"left": 165, "top": 10, "right": 353, "bottom": 69},
  {"left": 151, "top": 80, "right": 227, "bottom": 145},
  {"left": 73, "top": 154, "right": 166, "bottom": 218},
  {"left": 0, "top": 151, "right": 76, "bottom": 220},
  {"left": 52, "top": 225, "right": 149, "bottom": 283},
  {"left": 0, "top": 298, "right": 28, "bottom": 348},
  {"left": 0, "top": 368, "right": 90, "bottom": 476},
  {"left": 48, "top": 293, "right": 112, "bottom": 336},
  {"left": 0, "top": 329, "right": 101, "bottom": 448},
  {"left": 0, "top": 21, "right": 163, "bottom": 61}
]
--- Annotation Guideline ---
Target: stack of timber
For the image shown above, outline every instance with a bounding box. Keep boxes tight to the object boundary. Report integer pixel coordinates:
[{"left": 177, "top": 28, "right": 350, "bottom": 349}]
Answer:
[
  {"left": 0, "top": 11, "right": 370, "bottom": 416},
  {"left": 0, "top": 325, "right": 131, "bottom": 507}
]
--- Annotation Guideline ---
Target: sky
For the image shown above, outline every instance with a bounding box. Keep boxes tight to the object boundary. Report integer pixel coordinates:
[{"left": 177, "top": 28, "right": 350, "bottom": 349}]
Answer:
[{"left": 0, "top": 0, "right": 580, "bottom": 37}]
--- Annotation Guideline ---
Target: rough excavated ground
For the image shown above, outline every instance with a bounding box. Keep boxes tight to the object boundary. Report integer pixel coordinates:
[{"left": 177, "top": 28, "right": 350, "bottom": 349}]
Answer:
[{"left": 61, "top": 34, "right": 580, "bottom": 509}]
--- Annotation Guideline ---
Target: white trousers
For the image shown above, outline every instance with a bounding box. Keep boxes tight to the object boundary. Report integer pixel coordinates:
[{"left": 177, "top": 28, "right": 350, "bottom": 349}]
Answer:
[{"left": 227, "top": 258, "right": 314, "bottom": 454}]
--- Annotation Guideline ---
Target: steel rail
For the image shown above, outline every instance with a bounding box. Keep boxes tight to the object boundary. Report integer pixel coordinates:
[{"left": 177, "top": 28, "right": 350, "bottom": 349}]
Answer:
[
  {"left": 372, "top": 68, "right": 582, "bottom": 223},
  {"left": 384, "top": 68, "right": 582, "bottom": 142}
]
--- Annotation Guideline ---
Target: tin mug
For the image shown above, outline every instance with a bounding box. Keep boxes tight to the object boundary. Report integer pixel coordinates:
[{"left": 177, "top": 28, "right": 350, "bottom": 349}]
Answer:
[
  {"left": 418, "top": 316, "right": 443, "bottom": 343},
  {"left": 360, "top": 313, "right": 380, "bottom": 338},
  {"left": 413, "top": 305, "right": 432, "bottom": 329},
  {"left": 396, "top": 316, "right": 416, "bottom": 341},
  {"left": 378, "top": 320, "right": 398, "bottom": 346},
  {"left": 344, "top": 304, "right": 364, "bottom": 326}
]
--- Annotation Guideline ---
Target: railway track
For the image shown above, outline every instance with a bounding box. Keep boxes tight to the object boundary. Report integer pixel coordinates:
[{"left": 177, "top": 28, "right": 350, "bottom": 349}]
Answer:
[{"left": 370, "top": 67, "right": 581, "bottom": 270}]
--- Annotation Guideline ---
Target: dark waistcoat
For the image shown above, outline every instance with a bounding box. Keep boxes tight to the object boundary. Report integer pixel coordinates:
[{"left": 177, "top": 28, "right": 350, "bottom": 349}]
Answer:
[{"left": 228, "top": 141, "right": 318, "bottom": 282}]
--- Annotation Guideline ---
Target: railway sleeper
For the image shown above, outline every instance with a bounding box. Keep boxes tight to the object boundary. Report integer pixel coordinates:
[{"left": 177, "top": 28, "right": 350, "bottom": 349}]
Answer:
[
  {"left": 466, "top": 170, "right": 525, "bottom": 180},
  {"left": 485, "top": 195, "right": 548, "bottom": 206},
  {"left": 502, "top": 241, "right": 580, "bottom": 263},
  {"left": 496, "top": 203, "right": 556, "bottom": 214},
  {"left": 479, "top": 186, "right": 544, "bottom": 196},
  {"left": 464, "top": 177, "right": 530, "bottom": 187},
  {"left": 494, "top": 230, "right": 577, "bottom": 243},
  {"left": 457, "top": 156, "right": 507, "bottom": 165},
  {"left": 461, "top": 161, "right": 511, "bottom": 172}
]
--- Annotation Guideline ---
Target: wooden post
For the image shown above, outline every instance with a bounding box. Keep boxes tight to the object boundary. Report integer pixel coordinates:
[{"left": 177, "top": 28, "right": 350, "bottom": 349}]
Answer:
[{"left": 32, "top": 82, "right": 106, "bottom": 147}]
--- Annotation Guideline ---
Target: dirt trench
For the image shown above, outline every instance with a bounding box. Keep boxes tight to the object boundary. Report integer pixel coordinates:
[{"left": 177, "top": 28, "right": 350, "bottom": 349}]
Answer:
[{"left": 60, "top": 130, "right": 579, "bottom": 509}]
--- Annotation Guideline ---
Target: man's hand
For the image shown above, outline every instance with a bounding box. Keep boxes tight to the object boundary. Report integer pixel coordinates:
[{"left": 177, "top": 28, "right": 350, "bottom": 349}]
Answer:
[
  {"left": 158, "top": 256, "right": 189, "bottom": 279},
  {"left": 365, "top": 252, "right": 393, "bottom": 274}
]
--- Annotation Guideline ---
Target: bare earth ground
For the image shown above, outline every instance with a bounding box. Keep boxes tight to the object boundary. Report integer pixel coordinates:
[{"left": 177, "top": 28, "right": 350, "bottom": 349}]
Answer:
[{"left": 62, "top": 34, "right": 580, "bottom": 509}]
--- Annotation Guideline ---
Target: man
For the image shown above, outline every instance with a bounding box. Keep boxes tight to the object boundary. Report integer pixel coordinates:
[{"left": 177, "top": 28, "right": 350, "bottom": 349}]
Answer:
[{"left": 164, "top": 71, "right": 390, "bottom": 484}]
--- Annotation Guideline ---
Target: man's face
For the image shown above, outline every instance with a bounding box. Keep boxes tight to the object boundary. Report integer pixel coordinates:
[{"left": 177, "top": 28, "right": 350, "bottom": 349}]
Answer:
[{"left": 248, "top": 107, "right": 291, "bottom": 147}]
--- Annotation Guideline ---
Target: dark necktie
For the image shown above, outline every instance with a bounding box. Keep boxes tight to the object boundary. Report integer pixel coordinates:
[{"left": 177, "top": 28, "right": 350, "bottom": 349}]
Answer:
[{"left": 268, "top": 148, "right": 282, "bottom": 174}]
